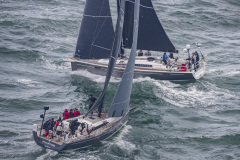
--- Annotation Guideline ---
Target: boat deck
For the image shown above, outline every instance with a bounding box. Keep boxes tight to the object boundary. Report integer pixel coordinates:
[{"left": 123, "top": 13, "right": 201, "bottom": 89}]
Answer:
[
  {"left": 72, "top": 58, "right": 204, "bottom": 73},
  {"left": 36, "top": 113, "right": 122, "bottom": 145}
]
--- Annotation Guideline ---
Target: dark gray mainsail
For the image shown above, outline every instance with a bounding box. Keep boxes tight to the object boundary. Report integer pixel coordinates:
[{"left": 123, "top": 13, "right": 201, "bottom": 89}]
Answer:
[
  {"left": 108, "top": 0, "right": 140, "bottom": 117},
  {"left": 74, "top": 0, "right": 115, "bottom": 59},
  {"left": 123, "top": 0, "right": 177, "bottom": 52},
  {"left": 84, "top": 0, "right": 126, "bottom": 117}
]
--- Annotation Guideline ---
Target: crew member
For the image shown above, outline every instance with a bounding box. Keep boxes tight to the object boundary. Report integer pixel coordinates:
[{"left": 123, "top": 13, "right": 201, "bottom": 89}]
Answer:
[
  {"left": 195, "top": 51, "right": 200, "bottom": 69},
  {"left": 69, "top": 109, "right": 74, "bottom": 118},
  {"left": 69, "top": 119, "right": 79, "bottom": 136},
  {"left": 87, "top": 95, "right": 97, "bottom": 112},
  {"left": 73, "top": 108, "right": 80, "bottom": 117},
  {"left": 179, "top": 62, "right": 187, "bottom": 71},
  {"left": 63, "top": 109, "right": 70, "bottom": 120},
  {"left": 145, "top": 50, "right": 151, "bottom": 56},
  {"left": 163, "top": 53, "right": 169, "bottom": 65},
  {"left": 46, "top": 118, "right": 55, "bottom": 138},
  {"left": 169, "top": 52, "right": 174, "bottom": 59},
  {"left": 56, "top": 123, "right": 63, "bottom": 141},
  {"left": 138, "top": 50, "right": 143, "bottom": 56}
]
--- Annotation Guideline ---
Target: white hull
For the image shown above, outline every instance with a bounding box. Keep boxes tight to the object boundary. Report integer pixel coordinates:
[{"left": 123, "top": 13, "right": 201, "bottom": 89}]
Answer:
[{"left": 68, "top": 56, "right": 206, "bottom": 80}]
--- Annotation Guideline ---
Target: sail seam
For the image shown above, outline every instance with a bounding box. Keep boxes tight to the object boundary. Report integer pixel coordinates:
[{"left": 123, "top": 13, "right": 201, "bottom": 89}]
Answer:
[
  {"left": 92, "top": 44, "right": 111, "bottom": 51},
  {"left": 111, "top": 98, "right": 130, "bottom": 106},
  {"left": 84, "top": 15, "right": 112, "bottom": 18}
]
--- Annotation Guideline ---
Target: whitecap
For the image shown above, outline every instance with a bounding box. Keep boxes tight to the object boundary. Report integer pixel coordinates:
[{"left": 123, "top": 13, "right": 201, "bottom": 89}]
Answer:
[
  {"left": 16, "top": 79, "right": 41, "bottom": 87},
  {"left": 36, "top": 150, "right": 58, "bottom": 160},
  {"left": 152, "top": 79, "right": 236, "bottom": 108},
  {"left": 105, "top": 125, "right": 136, "bottom": 153},
  {"left": 71, "top": 70, "right": 121, "bottom": 83}
]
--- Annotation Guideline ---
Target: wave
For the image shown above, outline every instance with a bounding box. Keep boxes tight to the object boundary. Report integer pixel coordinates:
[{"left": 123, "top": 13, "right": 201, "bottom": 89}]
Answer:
[
  {"left": 104, "top": 125, "right": 136, "bottom": 154},
  {"left": 71, "top": 70, "right": 121, "bottom": 83},
  {"left": 150, "top": 79, "right": 236, "bottom": 108}
]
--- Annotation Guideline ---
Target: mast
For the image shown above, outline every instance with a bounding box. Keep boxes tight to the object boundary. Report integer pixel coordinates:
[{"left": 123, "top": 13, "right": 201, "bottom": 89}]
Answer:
[
  {"left": 84, "top": 0, "right": 126, "bottom": 117},
  {"left": 108, "top": 0, "right": 140, "bottom": 117}
]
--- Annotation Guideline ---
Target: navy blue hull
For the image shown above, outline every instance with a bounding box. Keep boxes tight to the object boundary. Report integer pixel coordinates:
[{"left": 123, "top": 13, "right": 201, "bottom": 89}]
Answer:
[
  {"left": 33, "top": 113, "right": 129, "bottom": 151},
  {"left": 71, "top": 61, "right": 195, "bottom": 80}
]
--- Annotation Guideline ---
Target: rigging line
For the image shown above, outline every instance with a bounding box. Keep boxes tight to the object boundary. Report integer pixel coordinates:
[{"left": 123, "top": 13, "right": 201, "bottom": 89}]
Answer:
[
  {"left": 125, "top": 0, "right": 154, "bottom": 9},
  {"left": 110, "top": 56, "right": 116, "bottom": 60},
  {"left": 91, "top": 0, "right": 126, "bottom": 57},
  {"left": 90, "top": 10, "right": 113, "bottom": 46},
  {"left": 89, "top": 0, "right": 106, "bottom": 57}
]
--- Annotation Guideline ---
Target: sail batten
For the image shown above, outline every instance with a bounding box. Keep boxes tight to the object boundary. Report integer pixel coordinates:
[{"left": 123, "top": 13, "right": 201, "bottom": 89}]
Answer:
[{"left": 74, "top": 0, "right": 115, "bottom": 59}]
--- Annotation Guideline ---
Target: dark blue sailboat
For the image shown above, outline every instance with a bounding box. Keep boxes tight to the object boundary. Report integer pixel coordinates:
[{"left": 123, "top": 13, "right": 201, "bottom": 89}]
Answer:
[
  {"left": 70, "top": 0, "right": 206, "bottom": 80},
  {"left": 33, "top": 0, "right": 140, "bottom": 151}
]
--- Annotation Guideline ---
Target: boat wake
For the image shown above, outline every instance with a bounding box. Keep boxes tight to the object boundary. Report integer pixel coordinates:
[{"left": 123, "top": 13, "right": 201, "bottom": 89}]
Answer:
[
  {"left": 71, "top": 70, "right": 121, "bottom": 83},
  {"left": 39, "top": 55, "right": 71, "bottom": 71},
  {"left": 16, "top": 78, "right": 42, "bottom": 87},
  {"left": 206, "top": 68, "right": 240, "bottom": 77},
  {"left": 151, "top": 79, "right": 236, "bottom": 108}
]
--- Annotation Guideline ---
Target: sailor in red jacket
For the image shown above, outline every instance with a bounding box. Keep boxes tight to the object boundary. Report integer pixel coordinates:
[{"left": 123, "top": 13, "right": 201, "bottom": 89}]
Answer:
[
  {"left": 179, "top": 62, "right": 187, "bottom": 71},
  {"left": 63, "top": 109, "right": 70, "bottom": 120},
  {"left": 73, "top": 108, "right": 80, "bottom": 117}
]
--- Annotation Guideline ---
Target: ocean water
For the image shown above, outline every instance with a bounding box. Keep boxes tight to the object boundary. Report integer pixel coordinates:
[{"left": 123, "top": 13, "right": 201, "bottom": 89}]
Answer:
[{"left": 0, "top": 0, "right": 240, "bottom": 159}]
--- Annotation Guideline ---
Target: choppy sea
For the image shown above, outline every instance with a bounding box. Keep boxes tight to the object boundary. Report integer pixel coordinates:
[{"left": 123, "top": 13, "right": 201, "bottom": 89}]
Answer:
[{"left": 0, "top": 0, "right": 240, "bottom": 159}]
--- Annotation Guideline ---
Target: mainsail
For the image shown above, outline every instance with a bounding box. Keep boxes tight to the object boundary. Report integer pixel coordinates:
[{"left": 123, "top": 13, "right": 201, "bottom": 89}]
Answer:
[
  {"left": 108, "top": 0, "right": 140, "bottom": 117},
  {"left": 74, "top": 0, "right": 115, "bottom": 59},
  {"left": 123, "top": 0, "right": 177, "bottom": 52},
  {"left": 84, "top": 0, "right": 126, "bottom": 117}
]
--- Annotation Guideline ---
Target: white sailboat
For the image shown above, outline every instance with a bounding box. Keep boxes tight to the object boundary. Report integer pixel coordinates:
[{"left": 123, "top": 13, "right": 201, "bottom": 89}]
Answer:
[{"left": 69, "top": 0, "right": 206, "bottom": 80}]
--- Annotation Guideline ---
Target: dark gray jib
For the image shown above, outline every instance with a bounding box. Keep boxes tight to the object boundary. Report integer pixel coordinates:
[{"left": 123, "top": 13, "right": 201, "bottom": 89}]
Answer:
[
  {"left": 75, "top": 0, "right": 115, "bottom": 59},
  {"left": 108, "top": 0, "right": 140, "bottom": 117},
  {"left": 123, "top": 0, "right": 177, "bottom": 52}
]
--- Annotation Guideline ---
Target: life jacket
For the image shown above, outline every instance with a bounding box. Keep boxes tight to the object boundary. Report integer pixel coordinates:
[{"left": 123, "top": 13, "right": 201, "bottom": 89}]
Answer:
[
  {"left": 180, "top": 64, "right": 187, "bottom": 71},
  {"left": 63, "top": 111, "right": 69, "bottom": 119},
  {"left": 55, "top": 121, "right": 59, "bottom": 127},
  {"left": 87, "top": 125, "right": 90, "bottom": 135},
  {"left": 74, "top": 109, "right": 80, "bottom": 117}
]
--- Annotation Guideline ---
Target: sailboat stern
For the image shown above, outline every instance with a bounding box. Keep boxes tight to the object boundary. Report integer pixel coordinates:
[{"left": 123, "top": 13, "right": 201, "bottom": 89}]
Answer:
[{"left": 33, "top": 130, "right": 66, "bottom": 151}]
